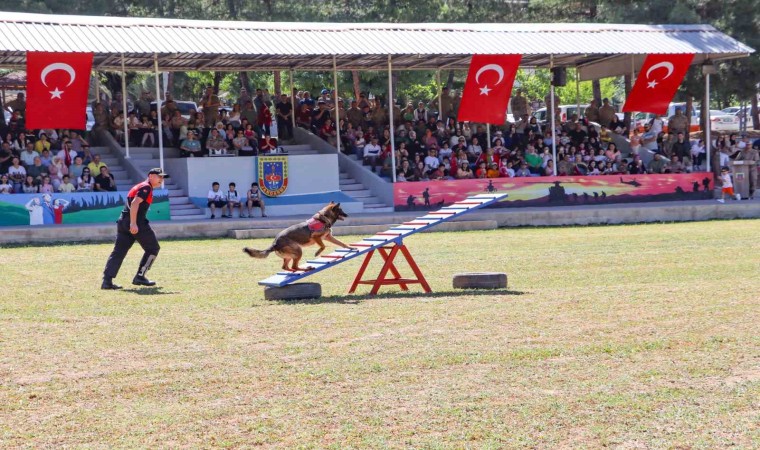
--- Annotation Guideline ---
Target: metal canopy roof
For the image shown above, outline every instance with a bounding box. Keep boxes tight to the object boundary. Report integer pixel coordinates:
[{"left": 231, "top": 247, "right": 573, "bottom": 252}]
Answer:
[{"left": 0, "top": 12, "right": 753, "bottom": 80}]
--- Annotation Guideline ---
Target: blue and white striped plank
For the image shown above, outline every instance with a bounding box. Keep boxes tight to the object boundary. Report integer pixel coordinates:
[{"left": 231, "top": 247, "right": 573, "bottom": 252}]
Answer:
[{"left": 258, "top": 192, "right": 508, "bottom": 287}]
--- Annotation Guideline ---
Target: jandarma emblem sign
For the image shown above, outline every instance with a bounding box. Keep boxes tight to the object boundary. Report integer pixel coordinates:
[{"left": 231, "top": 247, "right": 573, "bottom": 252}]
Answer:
[{"left": 258, "top": 156, "right": 288, "bottom": 197}]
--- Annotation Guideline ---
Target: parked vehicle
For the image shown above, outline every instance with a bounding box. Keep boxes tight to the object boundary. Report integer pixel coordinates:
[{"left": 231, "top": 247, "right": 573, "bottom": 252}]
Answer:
[
  {"left": 696, "top": 109, "right": 739, "bottom": 131},
  {"left": 633, "top": 103, "right": 700, "bottom": 133},
  {"left": 150, "top": 100, "right": 199, "bottom": 120},
  {"left": 532, "top": 104, "right": 589, "bottom": 124}
]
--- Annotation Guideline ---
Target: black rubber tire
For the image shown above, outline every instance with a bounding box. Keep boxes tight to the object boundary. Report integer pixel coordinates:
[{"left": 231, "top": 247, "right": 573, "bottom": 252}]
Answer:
[
  {"left": 452, "top": 272, "right": 508, "bottom": 289},
  {"left": 264, "top": 282, "right": 322, "bottom": 300}
]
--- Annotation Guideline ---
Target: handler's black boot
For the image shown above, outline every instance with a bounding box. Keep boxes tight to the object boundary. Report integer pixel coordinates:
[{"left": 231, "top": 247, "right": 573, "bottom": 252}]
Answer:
[
  {"left": 101, "top": 278, "right": 122, "bottom": 290},
  {"left": 132, "top": 274, "right": 156, "bottom": 287}
]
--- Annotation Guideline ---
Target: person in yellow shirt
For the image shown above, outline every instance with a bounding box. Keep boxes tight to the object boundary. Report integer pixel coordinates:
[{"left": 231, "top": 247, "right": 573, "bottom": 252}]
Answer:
[
  {"left": 34, "top": 133, "right": 51, "bottom": 153},
  {"left": 87, "top": 154, "right": 108, "bottom": 175}
]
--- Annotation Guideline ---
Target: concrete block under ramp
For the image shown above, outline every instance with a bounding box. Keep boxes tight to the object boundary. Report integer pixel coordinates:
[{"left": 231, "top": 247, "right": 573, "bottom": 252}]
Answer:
[
  {"left": 452, "top": 272, "right": 508, "bottom": 289},
  {"left": 264, "top": 282, "right": 322, "bottom": 300}
]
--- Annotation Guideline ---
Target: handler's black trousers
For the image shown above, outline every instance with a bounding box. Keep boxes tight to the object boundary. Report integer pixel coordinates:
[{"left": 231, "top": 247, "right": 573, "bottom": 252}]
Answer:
[{"left": 103, "top": 220, "right": 160, "bottom": 279}]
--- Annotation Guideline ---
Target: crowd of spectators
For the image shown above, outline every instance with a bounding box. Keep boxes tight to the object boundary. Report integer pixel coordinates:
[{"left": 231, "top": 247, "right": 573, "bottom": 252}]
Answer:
[
  {"left": 99, "top": 87, "right": 289, "bottom": 158},
  {"left": 297, "top": 87, "right": 759, "bottom": 182},
  {"left": 0, "top": 96, "right": 117, "bottom": 194}
]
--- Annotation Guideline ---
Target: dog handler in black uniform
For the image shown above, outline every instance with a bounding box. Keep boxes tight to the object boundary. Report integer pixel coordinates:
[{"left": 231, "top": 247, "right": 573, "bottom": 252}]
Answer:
[{"left": 101, "top": 168, "right": 169, "bottom": 289}]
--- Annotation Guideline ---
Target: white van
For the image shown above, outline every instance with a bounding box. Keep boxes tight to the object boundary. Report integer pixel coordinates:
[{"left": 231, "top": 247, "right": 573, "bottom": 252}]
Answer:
[{"left": 532, "top": 104, "right": 588, "bottom": 124}]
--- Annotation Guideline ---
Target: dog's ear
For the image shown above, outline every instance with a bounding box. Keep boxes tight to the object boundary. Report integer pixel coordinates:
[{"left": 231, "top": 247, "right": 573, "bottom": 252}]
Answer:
[
  {"left": 336, "top": 202, "right": 341, "bottom": 208},
  {"left": 329, "top": 201, "right": 335, "bottom": 205}
]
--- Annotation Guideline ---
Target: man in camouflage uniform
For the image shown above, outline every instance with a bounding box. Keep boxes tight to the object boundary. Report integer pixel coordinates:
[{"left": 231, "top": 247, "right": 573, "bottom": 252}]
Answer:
[
  {"left": 598, "top": 98, "right": 616, "bottom": 128},
  {"left": 667, "top": 108, "right": 690, "bottom": 136},
  {"left": 510, "top": 89, "right": 529, "bottom": 122},
  {"left": 585, "top": 99, "right": 599, "bottom": 123},
  {"left": 735, "top": 137, "right": 759, "bottom": 199}
]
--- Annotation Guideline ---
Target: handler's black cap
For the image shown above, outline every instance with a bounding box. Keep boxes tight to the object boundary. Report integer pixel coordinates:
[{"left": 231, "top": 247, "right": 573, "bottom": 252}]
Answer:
[{"left": 148, "top": 168, "right": 170, "bottom": 178}]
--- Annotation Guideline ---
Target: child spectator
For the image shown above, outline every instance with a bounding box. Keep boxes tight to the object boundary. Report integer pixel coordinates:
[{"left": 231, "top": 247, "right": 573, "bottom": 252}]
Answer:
[
  {"left": 48, "top": 156, "right": 68, "bottom": 191},
  {"left": 363, "top": 137, "right": 382, "bottom": 173},
  {"left": 246, "top": 183, "right": 267, "bottom": 217},
  {"left": 717, "top": 166, "right": 741, "bottom": 203},
  {"left": 7, "top": 157, "right": 25, "bottom": 193},
  {"left": 225, "top": 182, "right": 244, "bottom": 218},
  {"left": 207, "top": 181, "right": 227, "bottom": 219},
  {"left": 0, "top": 175, "right": 12, "bottom": 193},
  {"left": 59, "top": 175, "right": 76, "bottom": 193},
  {"left": 21, "top": 175, "right": 38, "bottom": 194},
  {"left": 39, "top": 176, "right": 54, "bottom": 194}
]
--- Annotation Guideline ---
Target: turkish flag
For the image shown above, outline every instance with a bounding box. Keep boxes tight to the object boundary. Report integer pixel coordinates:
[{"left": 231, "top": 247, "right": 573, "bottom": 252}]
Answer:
[
  {"left": 622, "top": 54, "right": 694, "bottom": 115},
  {"left": 458, "top": 54, "right": 521, "bottom": 124},
  {"left": 26, "top": 52, "right": 93, "bottom": 129}
]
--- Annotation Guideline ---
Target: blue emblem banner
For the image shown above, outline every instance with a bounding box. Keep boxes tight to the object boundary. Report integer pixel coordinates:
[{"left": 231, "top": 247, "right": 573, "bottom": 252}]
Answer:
[{"left": 258, "top": 156, "right": 288, "bottom": 197}]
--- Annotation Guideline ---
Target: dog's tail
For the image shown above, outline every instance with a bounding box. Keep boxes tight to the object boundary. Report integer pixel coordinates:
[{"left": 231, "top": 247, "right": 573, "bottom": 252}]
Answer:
[{"left": 243, "top": 245, "right": 274, "bottom": 259}]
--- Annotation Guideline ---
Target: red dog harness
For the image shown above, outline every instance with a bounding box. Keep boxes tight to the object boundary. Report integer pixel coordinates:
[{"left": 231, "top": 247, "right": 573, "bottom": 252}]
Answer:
[{"left": 307, "top": 213, "right": 329, "bottom": 232}]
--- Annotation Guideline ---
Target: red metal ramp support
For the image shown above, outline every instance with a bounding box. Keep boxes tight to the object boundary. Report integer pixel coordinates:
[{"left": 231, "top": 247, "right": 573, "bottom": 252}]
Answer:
[{"left": 348, "top": 238, "right": 431, "bottom": 295}]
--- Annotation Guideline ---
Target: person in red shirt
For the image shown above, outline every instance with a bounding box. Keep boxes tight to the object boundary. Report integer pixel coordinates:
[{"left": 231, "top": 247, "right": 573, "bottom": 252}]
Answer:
[{"left": 101, "top": 168, "right": 168, "bottom": 290}]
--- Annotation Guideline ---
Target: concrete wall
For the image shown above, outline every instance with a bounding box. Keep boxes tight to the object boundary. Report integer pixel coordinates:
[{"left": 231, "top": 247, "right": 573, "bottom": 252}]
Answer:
[{"left": 184, "top": 154, "right": 340, "bottom": 199}]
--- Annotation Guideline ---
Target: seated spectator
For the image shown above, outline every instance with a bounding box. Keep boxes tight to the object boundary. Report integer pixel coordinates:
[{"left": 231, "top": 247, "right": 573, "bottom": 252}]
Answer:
[
  {"left": 353, "top": 130, "right": 366, "bottom": 160},
  {"left": 180, "top": 131, "right": 204, "bottom": 157},
  {"left": 57, "top": 141, "right": 78, "bottom": 168},
  {"left": 557, "top": 154, "right": 573, "bottom": 176},
  {"left": 27, "top": 157, "right": 49, "bottom": 184},
  {"left": 69, "top": 156, "right": 86, "bottom": 180},
  {"left": 206, "top": 129, "right": 229, "bottom": 156},
  {"left": 21, "top": 175, "right": 38, "bottom": 194},
  {"left": 296, "top": 103, "right": 312, "bottom": 130},
  {"left": 456, "top": 161, "right": 474, "bottom": 179},
  {"left": 363, "top": 137, "right": 382, "bottom": 172},
  {"left": 232, "top": 130, "right": 255, "bottom": 157},
  {"left": 259, "top": 135, "right": 277, "bottom": 154},
  {"left": 246, "top": 183, "right": 267, "bottom": 217},
  {"left": 225, "top": 182, "right": 244, "bottom": 217},
  {"left": 320, "top": 118, "right": 337, "bottom": 146},
  {"left": 665, "top": 155, "right": 686, "bottom": 174},
  {"left": 94, "top": 166, "right": 117, "bottom": 192},
  {"left": 587, "top": 161, "right": 601, "bottom": 175},
  {"left": 466, "top": 137, "right": 483, "bottom": 162},
  {"left": 139, "top": 115, "right": 156, "bottom": 147},
  {"left": 413, "top": 161, "right": 429, "bottom": 181},
  {"left": 7, "top": 157, "right": 26, "bottom": 193},
  {"left": 398, "top": 159, "right": 414, "bottom": 181},
  {"left": 648, "top": 154, "right": 667, "bottom": 174},
  {"left": 524, "top": 147, "right": 543, "bottom": 175},
  {"left": 87, "top": 154, "right": 107, "bottom": 175},
  {"left": 34, "top": 133, "right": 51, "bottom": 153},
  {"left": 486, "top": 162, "right": 500, "bottom": 178},
  {"left": 39, "top": 149, "right": 53, "bottom": 167},
  {"left": 207, "top": 182, "right": 227, "bottom": 219},
  {"left": 514, "top": 162, "right": 531, "bottom": 177},
  {"left": 48, "top": 156, "right": 68, "bottom": 191},
  {"left": 0, "top": 175, "right": 11, "bottom": 194},
  {"left": 39, "top": 176, "right": 54, "bottom": 194},
  {"left": 499, "top": 160, "right": 515, "bottom": 178},
  {"left": 58, "top": 175, "right": 76, "bottom": 193},
  {"left": 423, "top": 148, "right": 440, "bottom": 173},
  {"left": 543, "top": 160, "right": 555, "bottom": 176},
  {"left": 429, "top": 165, "right": 445, "bottom": 180},
  {"left": 628, "top": 158, "right": 646, "bottom": 175},
  {"left": 19, "top": 143, "right": 39, "bottom": 167},
  {"left": 77, "top": 168, "right": 95, "bottom": 191},
  {"left": 476, "top": 147, "right": 500, "bottom": 168}
]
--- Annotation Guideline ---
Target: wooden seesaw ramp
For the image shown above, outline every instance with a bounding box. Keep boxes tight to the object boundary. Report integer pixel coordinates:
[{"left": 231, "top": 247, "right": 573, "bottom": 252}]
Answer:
[{"left": 258, "top": 193, "right": 508, "bottom": 295}]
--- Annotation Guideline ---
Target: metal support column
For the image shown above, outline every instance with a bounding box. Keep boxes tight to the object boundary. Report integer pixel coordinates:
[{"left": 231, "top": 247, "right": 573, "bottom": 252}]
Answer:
[
  {"left": 333, "top": 57, "right": 341, "bottom": 154},
  {"left": 550, "top": 56, "right": 557, "bottom": 176},
  {"left": 436, "top": 70, "right": 442, "bottom": 118},
  {"left": 121, "top": 54, "right": 130, "bottom": 158},
  {"left": 389, "top": 55, "right": 397, "bottom": 182},
  {"left": 153, "top": 54, "right": 164, "bottom": 171},
  {"left": 290, "top": 69, "right": 296, "bottom": 130},
  {"left": 705, "top": 72, "right": 711, "bottom": 172}
]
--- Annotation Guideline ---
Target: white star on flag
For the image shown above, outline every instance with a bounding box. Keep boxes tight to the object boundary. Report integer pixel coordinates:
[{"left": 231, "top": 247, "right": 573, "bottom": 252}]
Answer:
[
  {"left": 647, "top": 80, "right": 658, "bottom": 89},
  {"left": 49, "top": 87, "right": 64, "bottom": 99},
  {"left": 479, "top": 85, "right": 492, "bottom": 96}
]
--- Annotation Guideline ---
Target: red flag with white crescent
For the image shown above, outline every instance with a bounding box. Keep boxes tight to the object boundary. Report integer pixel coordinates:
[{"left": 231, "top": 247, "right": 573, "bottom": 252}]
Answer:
[
  {"left": 622, "top": 54, "right": 694, "bottom": 115},
  {"left": 26, "top": 52, "right": 93, "bottom": 129},
  {"left": 457, "top": 54, "right": 521, "bottom": 124}
]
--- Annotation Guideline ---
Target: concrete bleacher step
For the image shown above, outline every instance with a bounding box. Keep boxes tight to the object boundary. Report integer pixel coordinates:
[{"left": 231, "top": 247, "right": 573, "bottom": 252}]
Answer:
[
  {"left": 228, "top": 219, "right": 498, "bottom": 239},
  {"left": 169, "top": 196, "right": 190, "bottom": 205},
  {"left": 171, "top": 203, "right": 197, "bottom": 210},
  {"left": 345, "top": 189, "right": 373, "bottom": 198},
  {"left": 171, "top": 208, "right": 204, "bottom": 216},
  {"left": 171, "top": 213, "right": 207, "bottom": 220},
  {"left": 339, "top": 172, "right": 350, "bottom": 179},
  {"left": 167, "top": 188, "right": 185, "bottom": 196},
  {"left": 339, "top": 183, "right": 365, "bottom": 191}
]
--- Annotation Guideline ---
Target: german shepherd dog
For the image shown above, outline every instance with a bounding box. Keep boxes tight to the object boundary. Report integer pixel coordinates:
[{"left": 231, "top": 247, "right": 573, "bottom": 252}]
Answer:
[{"left": 243, "top": 202, "right": 354, "bottom": 272}]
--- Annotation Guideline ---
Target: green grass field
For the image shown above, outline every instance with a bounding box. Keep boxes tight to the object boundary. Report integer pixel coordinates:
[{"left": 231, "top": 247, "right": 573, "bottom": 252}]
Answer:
[{"left": 1, "top": 220, "right": 759, "bottom": 448}]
